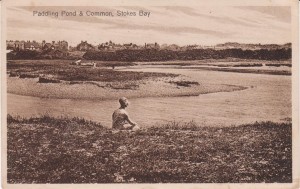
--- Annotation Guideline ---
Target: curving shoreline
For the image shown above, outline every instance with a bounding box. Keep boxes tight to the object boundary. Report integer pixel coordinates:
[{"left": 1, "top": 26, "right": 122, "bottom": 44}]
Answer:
[
  {"left": 7, "top": 60, "right": 290, "bottom": 100},
  {"left": 7, "top": 76, "right": 247, "bottom": 100}
]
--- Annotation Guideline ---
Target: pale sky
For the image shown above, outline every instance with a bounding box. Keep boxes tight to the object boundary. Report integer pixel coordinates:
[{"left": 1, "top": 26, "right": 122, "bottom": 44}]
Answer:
[{"left": 6, "top": 6, "right": 291, "bottom": 46}]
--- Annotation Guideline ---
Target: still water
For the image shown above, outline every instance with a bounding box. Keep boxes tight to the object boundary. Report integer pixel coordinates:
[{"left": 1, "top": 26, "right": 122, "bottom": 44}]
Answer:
[{"left": 7, "top": 68, "right": 291, "bottom": 127}]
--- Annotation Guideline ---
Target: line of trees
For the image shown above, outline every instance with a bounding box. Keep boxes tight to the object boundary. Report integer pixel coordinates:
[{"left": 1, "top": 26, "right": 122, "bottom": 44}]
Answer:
[
  {"left": 7, "top": 49, "right": 69, "bottom": 60},
  {"left": 7, "top": 48, "right": 291, "bottom": 61},
  {"left": 83, "top": 48, "right": 291, "bottom": 61}
]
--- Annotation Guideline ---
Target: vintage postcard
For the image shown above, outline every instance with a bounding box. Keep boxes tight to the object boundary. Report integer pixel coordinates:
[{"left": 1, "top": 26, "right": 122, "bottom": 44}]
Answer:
[{"left": 1, "top": 0, "right": 299, "bottom": 188}]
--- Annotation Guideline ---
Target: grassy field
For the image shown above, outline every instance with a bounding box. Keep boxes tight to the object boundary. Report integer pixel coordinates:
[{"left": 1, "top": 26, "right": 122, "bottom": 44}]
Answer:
[
  {"left": 9, "top": 59, "right": 252, "bottom": 100},
  {"left": 7, "top": 60, "right": 178, "bottom": 82},
  {"left": 7, "top": 115, "right": 292, "bottom": 183}
]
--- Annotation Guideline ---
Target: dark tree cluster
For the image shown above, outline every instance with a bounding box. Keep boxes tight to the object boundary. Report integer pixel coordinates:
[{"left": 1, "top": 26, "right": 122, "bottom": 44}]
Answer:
[
  {"left": 7, "top": 49, "right": 69, "bottom": 60},
  {"left": 7, "top": 48, "right": 291, "bottom": 61},
  {"left": 83, "top": 48, "right": 291, "bottom": 61},
  {"left": 7, "top": 50, "right": 40, "bottom": 60}
]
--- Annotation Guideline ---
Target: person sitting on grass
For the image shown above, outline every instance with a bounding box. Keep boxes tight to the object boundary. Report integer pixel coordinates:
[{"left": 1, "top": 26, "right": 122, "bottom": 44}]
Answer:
[{"left": 112, "top": 97, "right": 140, "bottom": 130}]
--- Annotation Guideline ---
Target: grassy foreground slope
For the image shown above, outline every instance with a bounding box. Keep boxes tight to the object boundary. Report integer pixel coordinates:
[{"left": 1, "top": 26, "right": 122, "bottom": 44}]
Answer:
[{"left": 7, "top": 115, "right": 292, "bottom": 183}]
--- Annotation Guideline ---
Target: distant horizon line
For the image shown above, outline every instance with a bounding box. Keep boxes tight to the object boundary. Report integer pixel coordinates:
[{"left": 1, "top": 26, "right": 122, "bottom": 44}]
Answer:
[{"left": 6, "top": 39, "right": 292, "bottom": 47}]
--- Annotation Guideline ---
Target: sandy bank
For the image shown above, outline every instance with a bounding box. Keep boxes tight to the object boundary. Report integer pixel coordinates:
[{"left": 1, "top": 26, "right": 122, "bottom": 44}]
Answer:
[{"left": 7, "top": 76, "right": 246, "bottom": 100}]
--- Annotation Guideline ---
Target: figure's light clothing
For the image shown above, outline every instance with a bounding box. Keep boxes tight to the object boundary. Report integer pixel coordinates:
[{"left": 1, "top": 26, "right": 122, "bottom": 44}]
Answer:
[
  {"left": 132, "top": 125, "right": 140, "bottom": 131},
  {"left": 112, "top": 109, "right": 130, "bottom": 129}
]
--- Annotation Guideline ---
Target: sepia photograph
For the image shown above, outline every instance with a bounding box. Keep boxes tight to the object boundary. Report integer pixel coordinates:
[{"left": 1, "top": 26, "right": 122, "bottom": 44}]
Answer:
[{"left": 1, "top": 0, "right": 299, "bottom": 188}]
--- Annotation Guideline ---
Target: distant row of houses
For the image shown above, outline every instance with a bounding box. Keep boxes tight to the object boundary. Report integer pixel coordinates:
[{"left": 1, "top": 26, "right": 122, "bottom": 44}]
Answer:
[
  {"left": 7, "top": 40, "right": 68, "bottom": 52},
  {"left": 7, "top": 40, "right": 292, "bottom": 52},
  {"left": 7, "top": 40, "right": 165, "bottom": 52},
  {"left": 72, "top": 40, "right": 161, "bottom": 51}
]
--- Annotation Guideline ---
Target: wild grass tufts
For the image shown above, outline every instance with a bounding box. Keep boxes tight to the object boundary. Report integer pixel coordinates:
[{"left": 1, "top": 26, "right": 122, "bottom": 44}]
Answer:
[{"left": 7, "top": 115, "right": 292, "bottom": 183}]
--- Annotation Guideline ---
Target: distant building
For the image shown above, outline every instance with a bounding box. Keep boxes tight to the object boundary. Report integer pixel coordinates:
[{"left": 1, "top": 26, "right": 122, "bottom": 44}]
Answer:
[
  {"left": 123, "top": 43, "right": 139, "bottom": 50},
  {"left": 7, "top": 40, "right": 27, "bottom": 51},
  {"left": 98, "top": 41, "right": 115, "bottom": 51},
  {"left": 42, "top": 40, "right": 68, "bottom": 51},
  {"left": 6, "top": 40, "right": 68, "bottom": 52},
  {"left": 98, "top": 41, "right": 140, "bottom": 51},
  {"left": 144, "top": 42, "right": 160, "bottom": 49},
  {"left": 113, "top": 44, "right": 124, "bottom": 50},
  {"left": 42, "top": 41, "right": 55, "bottom": 51},
  {"left": 76, "top": 41, "right": 95, "bottom": 51},
  {"left": 165, "top": 44, "right": 180, "bottom": 51},
  {"left": 7, "top": 40, "right": 24, "bottom": 50},
  {"left": 24, "top": 40, "right": 42, "bottom": 50}
]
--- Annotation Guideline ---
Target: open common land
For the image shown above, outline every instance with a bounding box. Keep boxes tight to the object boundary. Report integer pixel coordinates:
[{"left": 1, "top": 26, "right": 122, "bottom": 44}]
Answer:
[
  {"left": 7, "top": 59, "right": 249, "bottom": 99},
  {"left": 7, "top": 115, "right": 292, "bottom": 183},
  {"left": 6, "top": 58, "right": 292, "bottom": 183}
]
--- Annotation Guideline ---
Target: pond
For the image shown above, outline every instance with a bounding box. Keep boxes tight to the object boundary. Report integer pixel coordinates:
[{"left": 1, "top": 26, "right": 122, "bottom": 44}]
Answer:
[{"left": 7, "top": 67, "right": 291, "bottom": 127}]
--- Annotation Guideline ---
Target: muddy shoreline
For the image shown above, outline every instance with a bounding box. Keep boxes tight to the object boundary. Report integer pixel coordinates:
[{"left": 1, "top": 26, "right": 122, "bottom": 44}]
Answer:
[{"left": 7, "top": 76, "right": 246, "bottom": 100}]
